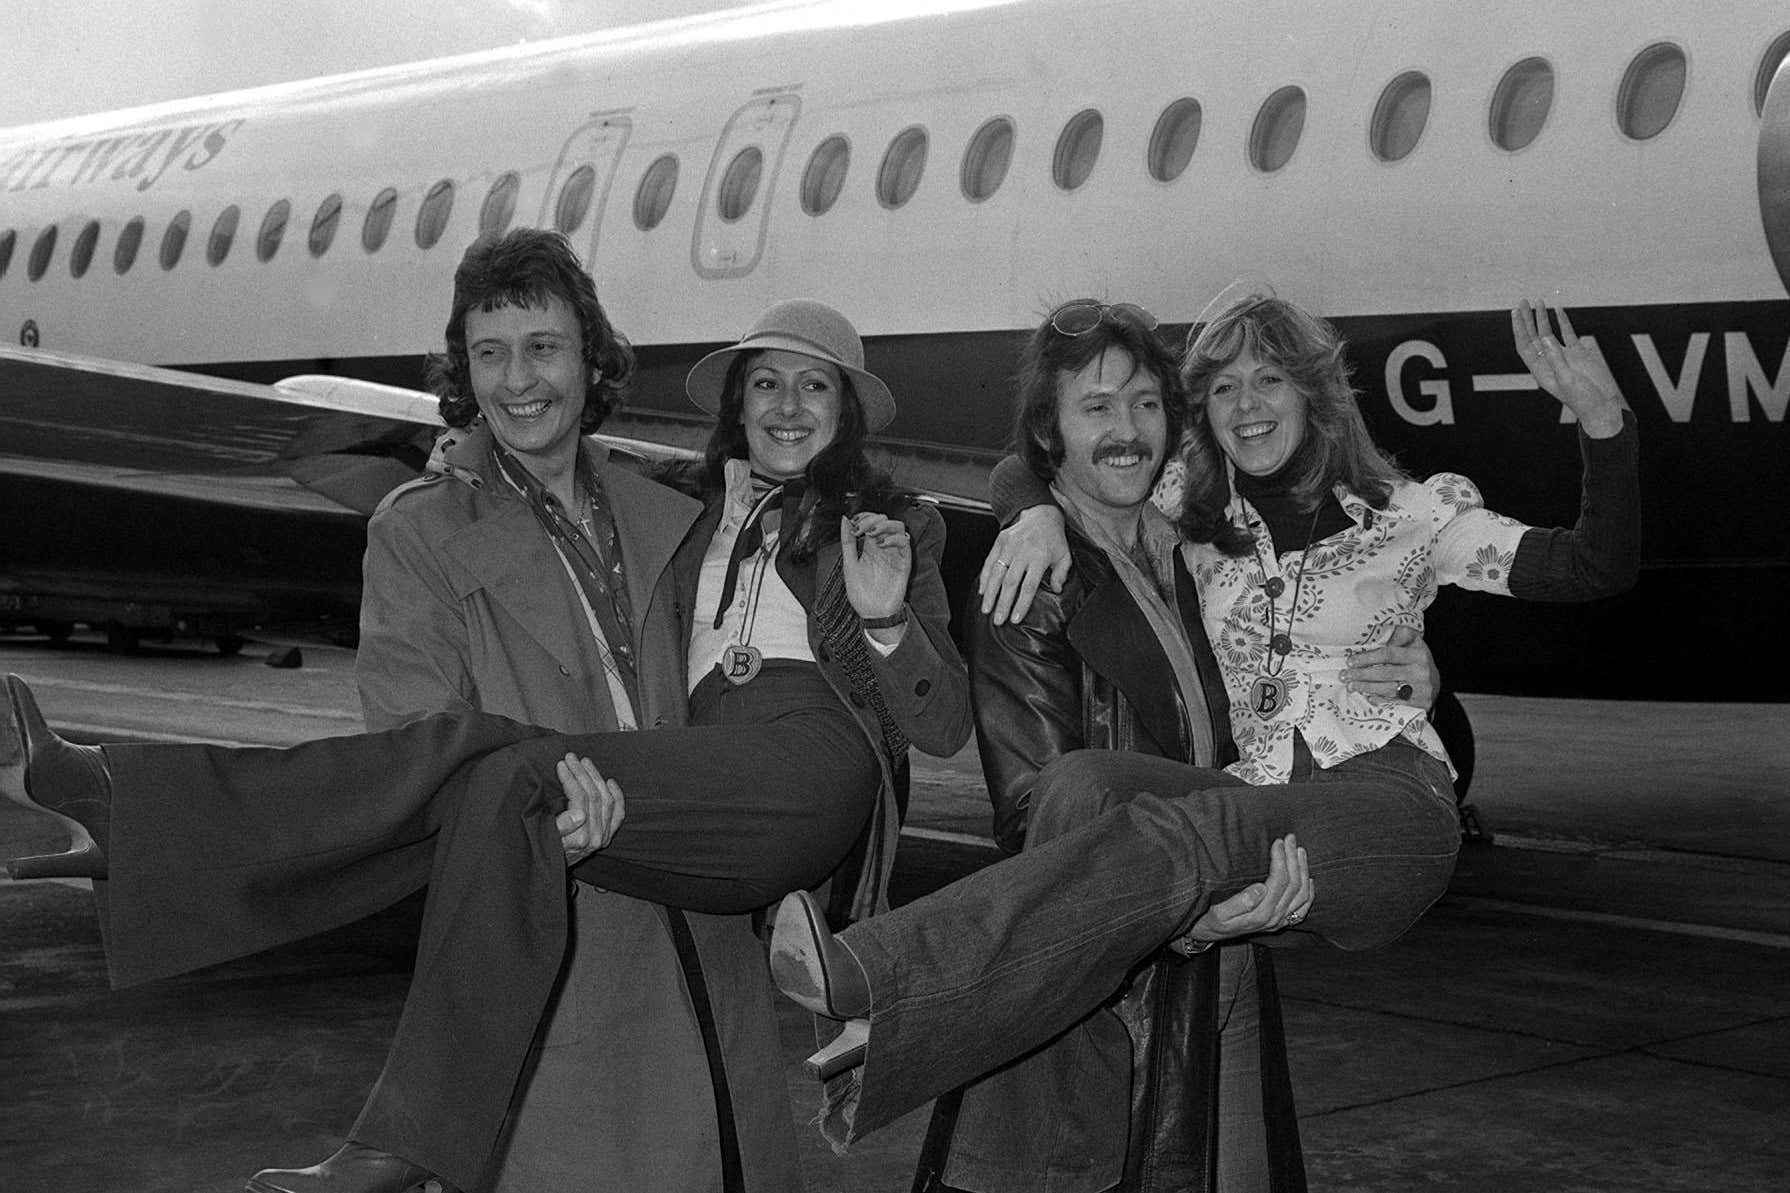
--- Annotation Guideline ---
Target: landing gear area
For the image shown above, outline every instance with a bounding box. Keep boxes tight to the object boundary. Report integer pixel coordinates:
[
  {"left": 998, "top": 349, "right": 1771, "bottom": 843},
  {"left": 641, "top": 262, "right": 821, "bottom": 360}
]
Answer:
[
  {"left": 3, "top": 619, "right": 253, "bottom": 658},
  {"left": 0, "top": 586, "right": 266, "bottom": 658}
]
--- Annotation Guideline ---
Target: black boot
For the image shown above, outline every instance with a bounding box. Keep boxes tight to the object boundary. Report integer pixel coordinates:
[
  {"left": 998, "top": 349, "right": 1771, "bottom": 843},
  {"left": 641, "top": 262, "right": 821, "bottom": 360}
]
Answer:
[
  {"left": 2, "top": 674, "right": 112, "bottom": 880},
  {"left": 245, "top": 1141, "right": 443, "bottom": 1193}
]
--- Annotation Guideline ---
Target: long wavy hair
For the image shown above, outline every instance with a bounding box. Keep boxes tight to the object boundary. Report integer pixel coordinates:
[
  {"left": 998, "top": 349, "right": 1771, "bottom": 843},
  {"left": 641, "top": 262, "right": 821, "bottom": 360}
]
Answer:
[
  {"left": 424, "top": 229, "right": 635, "bottom": 432},
  {"left": 692, "top": 350, "right": 911, "bottom": 562},
  {"left": 1178, "top": 296, "right": 1407, "bottom": 555},
  {"left": 1013, "top": 302, "right": 1185, "bottom": 482}
]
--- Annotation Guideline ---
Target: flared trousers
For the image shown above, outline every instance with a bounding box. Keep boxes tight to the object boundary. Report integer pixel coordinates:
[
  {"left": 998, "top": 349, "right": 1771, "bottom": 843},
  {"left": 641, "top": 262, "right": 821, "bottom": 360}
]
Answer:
[
  {"left": 837, "top": 737, "right": 1461, "bottom": 1140},
  {"left": 96, "top": 666, "right": 878, "bottom": 1190}
]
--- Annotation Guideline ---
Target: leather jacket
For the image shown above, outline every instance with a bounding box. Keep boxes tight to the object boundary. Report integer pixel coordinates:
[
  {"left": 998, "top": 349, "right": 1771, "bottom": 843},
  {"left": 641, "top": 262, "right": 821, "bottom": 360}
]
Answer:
[
  {"left": 958, "top": 517, "right": 1305, "bottom": 1193},
  {"left": 969, "top": 518, "right": 1234, "bottom": 855}
]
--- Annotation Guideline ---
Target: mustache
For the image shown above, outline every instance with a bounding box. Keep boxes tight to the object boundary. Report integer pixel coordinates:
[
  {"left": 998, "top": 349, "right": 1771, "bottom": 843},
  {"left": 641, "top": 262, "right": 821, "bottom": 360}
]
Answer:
[{"left": 1093, "top": 441, "right": 1155, "bottom": 464}]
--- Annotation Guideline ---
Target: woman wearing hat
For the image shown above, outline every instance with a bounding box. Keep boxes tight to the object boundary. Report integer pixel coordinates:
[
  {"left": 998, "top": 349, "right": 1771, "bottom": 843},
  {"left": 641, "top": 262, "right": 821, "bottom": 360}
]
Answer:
[{"left": 0, "top": 300, "right": 970, "bottom": 1193}]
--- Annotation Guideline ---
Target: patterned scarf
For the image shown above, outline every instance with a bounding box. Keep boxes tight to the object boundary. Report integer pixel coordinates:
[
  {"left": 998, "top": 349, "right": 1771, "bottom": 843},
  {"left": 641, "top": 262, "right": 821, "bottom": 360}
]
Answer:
[
  {"left": 713, "top": 474, "right": 808, "bottom": 629},
  {"left": 494, "top": 445, "right": 639, "bottom": 712}
]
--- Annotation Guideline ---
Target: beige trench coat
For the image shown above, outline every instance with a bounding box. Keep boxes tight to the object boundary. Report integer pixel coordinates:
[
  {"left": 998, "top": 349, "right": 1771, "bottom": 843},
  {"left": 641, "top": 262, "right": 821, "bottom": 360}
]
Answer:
[{"left": 357, "top": 425, "right": 802, "bottom": 1193}]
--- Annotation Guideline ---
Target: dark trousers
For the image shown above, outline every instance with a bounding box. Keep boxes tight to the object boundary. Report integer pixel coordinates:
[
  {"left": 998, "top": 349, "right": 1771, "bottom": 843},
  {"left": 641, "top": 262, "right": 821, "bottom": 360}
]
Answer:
[
  {"left": 98, "top": 666, "right": 878, "bottom": 1190},
  {"left": 837, "top": 738, "right": 1460, "bottom": 1140}
]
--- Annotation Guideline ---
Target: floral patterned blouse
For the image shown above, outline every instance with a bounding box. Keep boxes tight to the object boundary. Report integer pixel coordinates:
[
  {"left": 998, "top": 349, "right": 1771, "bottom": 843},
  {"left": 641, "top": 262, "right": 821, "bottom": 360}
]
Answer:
[
  {"left": 1187, "top": 474, "right": 1534, "bottom": 785},
  {"left": 990, "top": 419, "right": 1638, "bottom": 787}
]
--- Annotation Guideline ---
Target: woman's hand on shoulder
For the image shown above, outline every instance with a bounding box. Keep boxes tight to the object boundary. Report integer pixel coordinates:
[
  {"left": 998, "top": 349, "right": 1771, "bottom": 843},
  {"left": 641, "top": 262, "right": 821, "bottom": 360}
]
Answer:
[
  {"left": 979, "top": 504, "right": 1073, "bottom": 626},
  {"left": 1511, "top": 299, "right": 1628, "bottom": 438}
]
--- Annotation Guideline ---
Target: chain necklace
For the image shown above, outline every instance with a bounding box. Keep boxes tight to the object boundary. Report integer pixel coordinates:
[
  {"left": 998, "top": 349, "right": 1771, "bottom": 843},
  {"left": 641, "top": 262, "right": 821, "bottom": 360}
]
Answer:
[
  {"left": 717, "top": 485, "right": 786, "bottom": 685},
  {"left": 1245, "top": 501, "right": 1323, "bottom": 720},
  {"left": 719, "top": 525, "right": 780, "bottom": 685}
]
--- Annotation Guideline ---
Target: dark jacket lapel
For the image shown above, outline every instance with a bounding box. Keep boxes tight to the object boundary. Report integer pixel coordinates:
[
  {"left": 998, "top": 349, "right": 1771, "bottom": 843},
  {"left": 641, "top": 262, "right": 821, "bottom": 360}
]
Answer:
[{"left": 1064, "top": 533, "right": 1192, "bottom": 761}]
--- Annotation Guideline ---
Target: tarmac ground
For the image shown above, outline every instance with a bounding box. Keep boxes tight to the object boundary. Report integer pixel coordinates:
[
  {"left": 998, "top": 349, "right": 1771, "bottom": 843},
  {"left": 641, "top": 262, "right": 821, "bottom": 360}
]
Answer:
[{"left": 1, "top": 632, "right": 1785, "bottom": 1192}]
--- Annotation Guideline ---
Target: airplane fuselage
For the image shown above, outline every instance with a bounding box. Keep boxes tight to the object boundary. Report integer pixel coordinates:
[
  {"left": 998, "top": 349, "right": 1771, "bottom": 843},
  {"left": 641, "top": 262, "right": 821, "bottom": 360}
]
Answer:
[{"left": 2, "top": 0, "right": 1787, "bottom": 695}]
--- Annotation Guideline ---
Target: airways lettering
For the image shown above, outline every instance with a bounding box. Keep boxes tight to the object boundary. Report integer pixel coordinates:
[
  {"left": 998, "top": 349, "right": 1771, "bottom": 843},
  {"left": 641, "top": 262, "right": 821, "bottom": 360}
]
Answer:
[
  {"left": 1, "top": 118, "right": 247, "bottom": 194},
  {"left": 133, "top": 126, "right": 208, "bottom": 192}
]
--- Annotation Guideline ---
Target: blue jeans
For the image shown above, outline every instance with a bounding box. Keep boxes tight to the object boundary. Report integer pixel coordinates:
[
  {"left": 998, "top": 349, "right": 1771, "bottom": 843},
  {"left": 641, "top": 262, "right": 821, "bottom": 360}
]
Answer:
[
  {"left": 835, "top": 737, "right": 1460, "bottom": 1143},
  {"left": 943, "top": 758, "right": 1271, "bottom": 1192}
]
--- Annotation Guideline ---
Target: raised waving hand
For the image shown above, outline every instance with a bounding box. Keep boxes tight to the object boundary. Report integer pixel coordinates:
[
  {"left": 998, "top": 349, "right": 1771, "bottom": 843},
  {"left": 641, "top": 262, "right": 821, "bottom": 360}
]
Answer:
[{"left": 1511, "top": 300, "right": 1628, "bottom": 438}]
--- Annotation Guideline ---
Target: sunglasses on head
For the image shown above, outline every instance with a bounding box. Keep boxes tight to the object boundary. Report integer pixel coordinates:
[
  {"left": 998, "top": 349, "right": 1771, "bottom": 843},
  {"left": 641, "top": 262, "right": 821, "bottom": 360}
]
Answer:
[{"left": 1048, "top": 300, "right": 1160, "bottom": 337}]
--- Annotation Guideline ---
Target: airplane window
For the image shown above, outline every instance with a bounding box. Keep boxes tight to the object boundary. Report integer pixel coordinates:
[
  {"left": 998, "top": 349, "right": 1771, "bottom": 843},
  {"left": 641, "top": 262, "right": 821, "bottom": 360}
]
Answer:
[
  {"left": 160, "top": 211, "right": 190, "bottom": 270},
  {"left": 0, "top": 229, "right": 14, "bottom": 279},
  {"left": 257, "top": 200, "right": 290, "bottom": 262},
  {"left": 28, "top": 225, "right": 57, "bottom": 281},
  {"left": 718, "top": 146, "right": 764, "bottom": 222},
  {"left": 800, "top": 136, "right": 849, "bottom": 216},
  {"left": 1757, "top": 31, "right": 1790, "bottom": 116},
  {"left": 69, "top": 220, "right": 100, "bottom": 278},
  {"left": 878, "top": 126, "right": 928, "bottom": 208},
  {"left": 961, "top": 117, "right": 1015, "bottom": 201},
  {"left": 1490, "top": 57, "right": 1554, "bottom": 151},
  {"left": 416, "top": 179, "right": 454, "bottom": 249},
  {"left": 1148, "top": 99, "right": 1202, "bottom": 183},
  {"left": 480, "top": 172, "right": 520, "bottom": 236},
  {"left": 1053, "top": 109, "right": 1104, "bottom": 190},
  {"left": 1618, "top": 43, "right": 1686, "bottom": 140},
  {"left": 1249, "top": 86, "right": 1306, "bottom": 172},
  {"left": 554, "top": 165, "right": 596, "bottom": 234},
  {"left": 363, "top": 187, "right": 398, "bottom": 253},
  {"left": 207, "top": 205, "right": 240, "bottom": 266},
  {"left": 310, "top": 193, "right": 342, "bottom": 257},
  {"left": 114, "top": 217, "right": 143, "bottom": 273},
  {"left": 634, "top": 154, "right": 679, "bottom": 230},
  {"left": 1371, "top": 71, "right": 1432, "bottom": 162}
]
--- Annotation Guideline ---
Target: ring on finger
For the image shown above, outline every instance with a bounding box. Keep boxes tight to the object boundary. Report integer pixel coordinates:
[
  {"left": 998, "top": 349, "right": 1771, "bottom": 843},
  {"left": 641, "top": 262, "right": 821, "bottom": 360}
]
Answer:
[{"left": 996, "top": 559, "right": 1011, "bottom": 569}]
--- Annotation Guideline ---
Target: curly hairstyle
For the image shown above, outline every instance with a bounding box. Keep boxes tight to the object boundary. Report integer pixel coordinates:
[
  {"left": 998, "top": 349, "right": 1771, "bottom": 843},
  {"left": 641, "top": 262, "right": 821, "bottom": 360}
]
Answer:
[
  {"left": 1177, "top": 296, "right": 1407, "bottom": 555},
  {"left": 1012, "top": 301, "right": 1185, "bottom": 482},
  {"left": 424, "top": 229, "right": 635, "bottom": 431},
  {"left": 694, "top": 350, "right": 910, "bottom": 562}
]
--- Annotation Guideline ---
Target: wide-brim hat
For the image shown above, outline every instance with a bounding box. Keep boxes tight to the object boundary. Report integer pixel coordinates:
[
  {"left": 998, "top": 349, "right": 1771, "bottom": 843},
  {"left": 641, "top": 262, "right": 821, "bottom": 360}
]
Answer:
[{"left": 684, "top": 299, "right": 896, "bottom": 433}]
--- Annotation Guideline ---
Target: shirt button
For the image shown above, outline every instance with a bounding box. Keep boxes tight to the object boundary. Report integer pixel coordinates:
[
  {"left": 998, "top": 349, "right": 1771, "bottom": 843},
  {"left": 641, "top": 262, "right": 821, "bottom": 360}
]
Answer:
[
  {"left": 914, "top": 678, "right": 931, "bottom": 696},
  {"left": 558, "top": 665, "right": 571, "bottom": 676}
]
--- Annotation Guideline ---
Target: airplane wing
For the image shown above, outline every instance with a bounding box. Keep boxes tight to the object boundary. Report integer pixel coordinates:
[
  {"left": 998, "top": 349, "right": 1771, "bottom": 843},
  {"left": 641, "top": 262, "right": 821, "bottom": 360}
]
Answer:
[
  {"left": 0, "top": 345, "right": 442, "bottom": 517},
  {"left": 0, "top": 349, "right": 712, "bottom": 647}
]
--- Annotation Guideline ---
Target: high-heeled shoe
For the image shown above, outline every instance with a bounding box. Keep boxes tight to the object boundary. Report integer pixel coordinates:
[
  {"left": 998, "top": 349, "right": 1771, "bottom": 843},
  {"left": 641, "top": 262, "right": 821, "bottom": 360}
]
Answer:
[
  {"left": 246, "top": 1141, "right": 444, "bottom": 1193},
  {"left": 769, "top": 889, "right": 871, "bottom": 1019},
  {"left": 806, "top": 1017, "right": 870, "bottom": 1080},
  {"left": 2, "top": 674, "right": 112, "bottom": 880}
]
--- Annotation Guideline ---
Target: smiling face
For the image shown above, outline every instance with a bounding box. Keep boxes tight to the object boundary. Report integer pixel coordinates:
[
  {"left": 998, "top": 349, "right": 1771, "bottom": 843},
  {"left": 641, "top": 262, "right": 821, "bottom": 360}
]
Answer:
[
  {"left": 1203, "top": 343, "right": 1309, "bottom": 476},
  {"left": 466, "top": 295, "right": 589, "bottom": 469},
  {"left": 740, "top": 348, "right": 844, "bottom": 480},
  {"left": 1051, "top": 347, "right": 1168, "bottom": 533}
]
